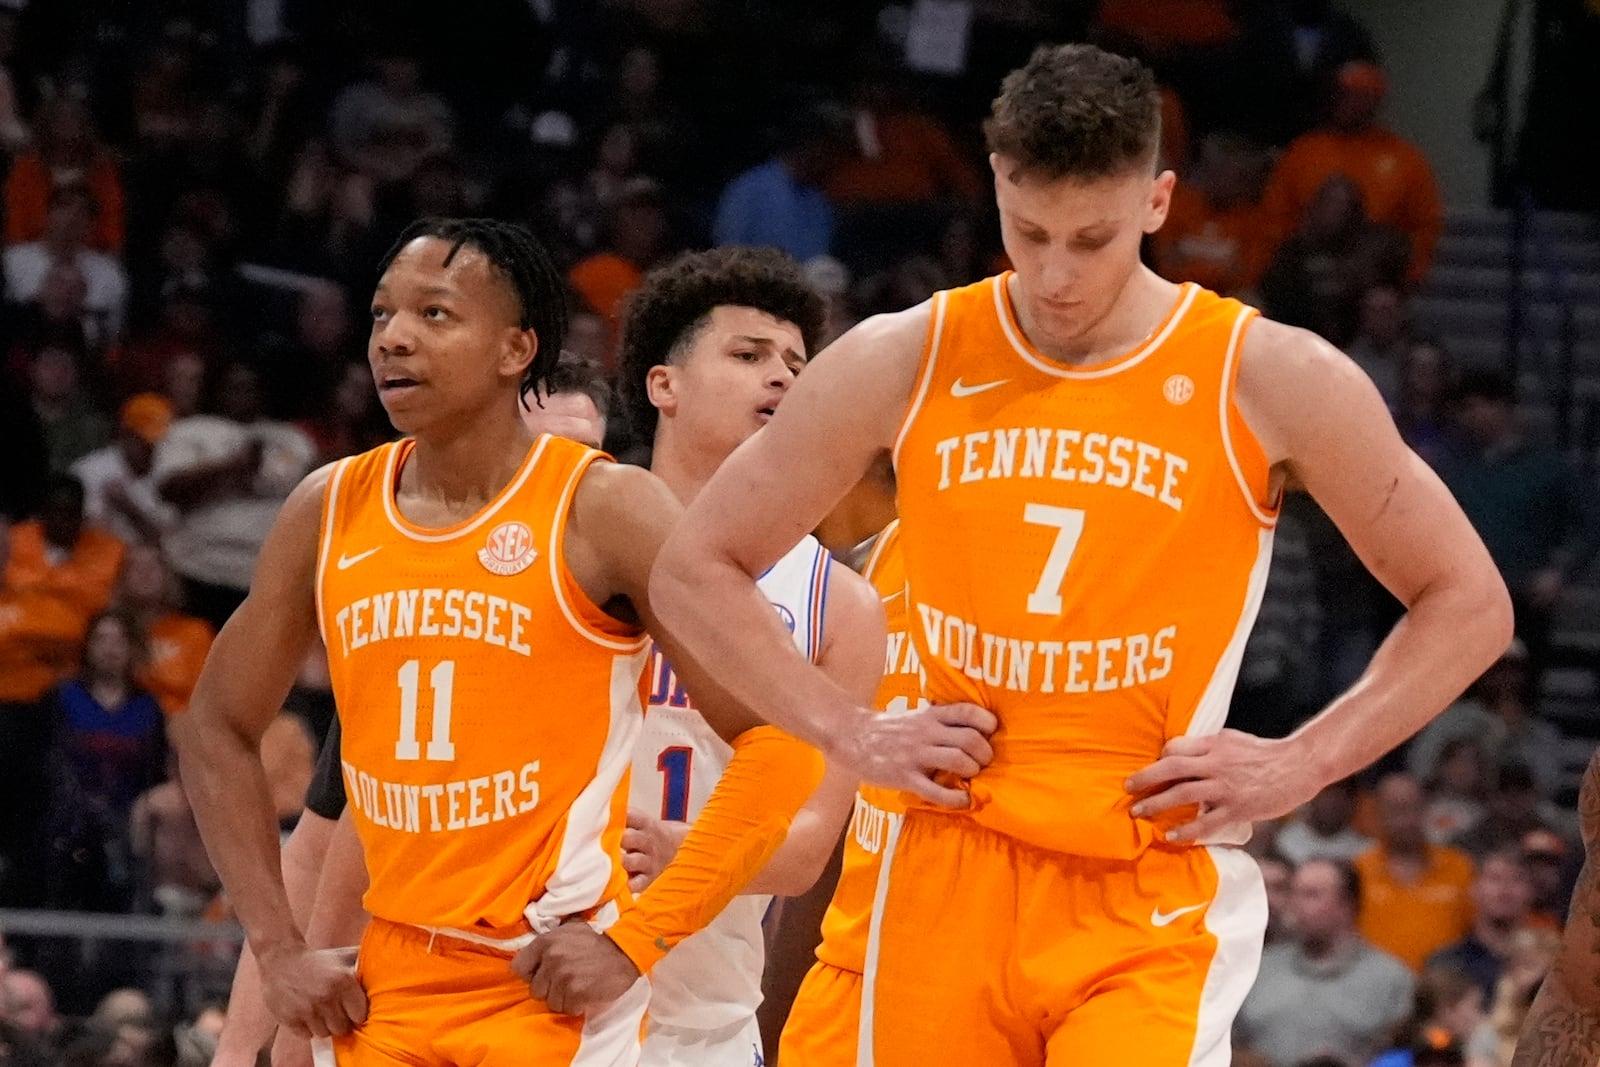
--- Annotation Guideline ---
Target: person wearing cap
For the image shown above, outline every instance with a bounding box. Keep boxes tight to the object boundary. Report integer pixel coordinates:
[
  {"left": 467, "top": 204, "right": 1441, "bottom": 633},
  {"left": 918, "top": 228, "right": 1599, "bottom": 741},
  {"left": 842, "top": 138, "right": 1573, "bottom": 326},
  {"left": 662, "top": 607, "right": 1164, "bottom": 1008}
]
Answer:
[
  {"left": 1260, "top": 60, "right": 1442, "bottom": 284},
  {"left": 70, "top": 393, "right": 180, "bottom": 545}
]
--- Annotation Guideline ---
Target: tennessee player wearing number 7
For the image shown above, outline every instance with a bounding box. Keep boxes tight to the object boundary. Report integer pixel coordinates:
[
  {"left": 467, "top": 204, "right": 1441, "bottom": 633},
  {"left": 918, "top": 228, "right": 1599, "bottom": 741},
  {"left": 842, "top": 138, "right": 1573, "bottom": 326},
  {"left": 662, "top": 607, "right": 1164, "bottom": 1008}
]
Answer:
[
  {"left": 649, "top": 45, "right": 1512, "bottom": 1067},
  {"left": 170, "top": 219, "right": 990, "bottom": 1067}
]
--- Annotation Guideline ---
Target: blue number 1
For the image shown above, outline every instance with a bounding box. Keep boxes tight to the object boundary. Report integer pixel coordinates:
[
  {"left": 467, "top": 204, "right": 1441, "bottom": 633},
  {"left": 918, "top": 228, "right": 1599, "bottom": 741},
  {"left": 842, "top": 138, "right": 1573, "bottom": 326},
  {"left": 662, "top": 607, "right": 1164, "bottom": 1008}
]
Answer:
[{"left": 657, "top": 746, "right": 693, "bottom": 821}]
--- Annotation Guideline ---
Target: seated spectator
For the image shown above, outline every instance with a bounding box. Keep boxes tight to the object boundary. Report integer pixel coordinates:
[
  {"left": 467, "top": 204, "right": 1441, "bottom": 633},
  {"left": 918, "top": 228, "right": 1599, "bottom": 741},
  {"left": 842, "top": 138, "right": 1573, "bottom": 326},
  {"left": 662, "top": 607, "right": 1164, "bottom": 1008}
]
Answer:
[
  {"left": 1355, "top": 773, "right": 1476, "bottom": 971},
  {"left": 1276, "top": 775, "right": 1374, "bottom": 866},
  {"left": 1424, "top": 737, "right": 1490, "bottom": 845},
  {"left": 329, "top": 46, "right": 456, "bottom": 186},
  {"left": 1453, "top": 760, "right": 1574, "bottom": 860},
  {"left": 1260, "top": 61, "right": 1442, "bottom": 284},
  {"left": 300, "top": 360, "right": 395, "bottom": 467},
  {"left": 1474, "top": 926, "right": 1562, "bottom": 1065},
  {"left": 2, "top": 184, "right": 128, "bottom": 347},
  {"left": 1236, "top": 858, "right": 1414, "bottom": 1066},
  {"left": 1259, "top": 851, "right": 1294, "bottom": 947},
  {"left": 713, "top": 104, "right": 852, "bottom": 262},
  {"left": 129, "top": 754, "right": 218, "bottom": 917},
  {"left": 568, "top": 178, "right": 669, "bottom": 326},
  {"left": 1345, "top": 283, "right": 1410, "bottom": 405},
  {"left": 1370, "top": 965, "right": 1493, "bottom": 1067},
  {"left": 152, "top": 361, "right": 316, "bottom": 630},
  {"left": 41, "top": 611, "right": 166, "bottom": 912},
  {"left": 0, "top": 513, "right": 91, "bottom": 709},
  {"left": 3, "top": 95, "right": 125, "bottom": 252},
  {"left": 70, "top": 394, "right": 177, "bottom": 546},
  {"left": 3, "top": 474, "right": 125, "bottom": 617},
  {"left": 2, "top": 258, "right": 96, "bottom": 373},
  {"left": 519, "top": 352, "right": 612, "bottom": 451},
  {"left": 1437, "top": 368, "right": 1600, "bottom": 686},
  {"left": 1427, "top": 848, "right": 1537, "bottom": 1000},
  {"left": 1258, "top": 173, "right": 1409, "bottom": 346},
  {"left": 113, "top": 542, "right": 213, "bottom": 715},
  {"left": 1409, "top": 641, "right": 1565, "bottom": 800},
  {"left": 1394, "top": 339, "right": 1456, "bottom": 466},
  {"left": 1153, "top": 133, "right": 1271, "bottom": 296},
  {"left": 267, "top": 139, "right": 384, "bottom": 284},
  {"left": 0, "top": 969, "right": 57, "bottom": 1047},
  {"left": 825, "top": 65, "right": 981, "bottom": 207},
  {"left": 113, "top": 281, "right": 223, "bottom": 403},
  {"left": 24, "top": 343, "right": 109, "bottom": 476},
  {"left": 1520, "top": 829, "right": 1573, "bottom": 927}
]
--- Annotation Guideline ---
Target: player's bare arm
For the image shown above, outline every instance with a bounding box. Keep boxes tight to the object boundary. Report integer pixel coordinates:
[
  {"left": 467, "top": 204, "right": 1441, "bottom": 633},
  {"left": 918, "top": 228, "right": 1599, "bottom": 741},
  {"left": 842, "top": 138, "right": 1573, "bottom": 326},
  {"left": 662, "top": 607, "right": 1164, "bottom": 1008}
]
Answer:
[
  {"left": 1512, "top": 753, "right": 1600, "bottom": 1065},
  {"left": 170, "top": 467, "right": 368, "bottom": 1039},
  {"left": 650, "top": 306, "right": 997, "bottom": 805},
  {"left": 1127, "top": 319, "right": 1513, "bottom": 839}
]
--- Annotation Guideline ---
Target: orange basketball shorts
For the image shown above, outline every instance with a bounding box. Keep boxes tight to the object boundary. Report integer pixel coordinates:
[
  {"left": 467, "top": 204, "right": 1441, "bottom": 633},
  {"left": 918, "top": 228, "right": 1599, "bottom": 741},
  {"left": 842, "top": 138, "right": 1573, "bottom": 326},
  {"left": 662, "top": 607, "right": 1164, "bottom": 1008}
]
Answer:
[
  {"left": 778, "top": 960, "right": 864, "bottom": 1067},
  {"left": 328, "top": 917, "right": 648, "bottom": 1067},
  {"left": 861, "top": 811, "right": 1266, "bottom": 1067}
]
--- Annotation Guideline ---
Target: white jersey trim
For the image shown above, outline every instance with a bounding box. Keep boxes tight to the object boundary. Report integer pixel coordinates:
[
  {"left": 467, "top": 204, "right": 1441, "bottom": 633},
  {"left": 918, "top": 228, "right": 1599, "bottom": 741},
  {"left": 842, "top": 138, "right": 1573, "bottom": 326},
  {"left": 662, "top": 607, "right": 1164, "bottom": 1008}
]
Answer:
[
  {"left": 1185, "top": 847, "right": 1268, "bottom": 1067},
  {"left": 547, "top": 455, "right": 651, "bottom": 653},
  {"left": 891, "top": 292, "right": 950, "bottom": 468},
  {"left": 994, "top": 275, "right": 1199, "bottom": 380},
  {"left": 313, "top": 458, "right": 352, "bottom": 650},
  {"left": 1218, "top": 307, "right": 1277, "bottom": 527},
  {"left": 377, "top": 435, "right": 551, "bottom": 543}
]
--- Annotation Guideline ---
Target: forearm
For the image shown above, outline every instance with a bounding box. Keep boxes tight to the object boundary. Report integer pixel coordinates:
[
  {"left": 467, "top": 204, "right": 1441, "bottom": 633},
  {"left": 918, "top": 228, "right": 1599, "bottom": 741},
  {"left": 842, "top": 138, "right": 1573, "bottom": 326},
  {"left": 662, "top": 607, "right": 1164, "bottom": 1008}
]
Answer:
[
  {"left": 605, "top": 726, "right": 825, "bottom": 973},
  {"left": 303, "top": 811, "right": 371, "bottom": 949},
  {"left": 1289, "top": 567, "right": 1510, "bottom": 784},
  {"left": 1511, "top": 970, "right": 1600, "bottom": 1066},
  {"left": 743, "top": 768, "right": 854, "bottom": 897}
]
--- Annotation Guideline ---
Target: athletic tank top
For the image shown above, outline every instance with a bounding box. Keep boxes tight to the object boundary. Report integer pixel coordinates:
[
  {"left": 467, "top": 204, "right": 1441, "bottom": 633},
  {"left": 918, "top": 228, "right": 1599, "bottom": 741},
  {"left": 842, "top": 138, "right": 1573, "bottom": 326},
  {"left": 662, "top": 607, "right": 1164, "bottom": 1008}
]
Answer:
[
  {"left": 814, "top": 520, "right": 918, "bottom": 973},
  {"left": 317, "top": 436, "right": 649, "bottom": 932},
  {"left": 630, "top": 534, "right": 832, "bottom": 1029},
  {"left": 894, "top": 274, "right": 1277, "bottom": 859}
]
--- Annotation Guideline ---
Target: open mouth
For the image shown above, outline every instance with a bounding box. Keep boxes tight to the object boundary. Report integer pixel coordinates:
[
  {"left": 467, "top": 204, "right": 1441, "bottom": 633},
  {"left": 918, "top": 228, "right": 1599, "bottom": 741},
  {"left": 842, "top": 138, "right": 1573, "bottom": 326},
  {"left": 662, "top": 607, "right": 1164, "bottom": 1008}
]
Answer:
[{"left": 379, "top": 377, "right": 421, "bottom": 393}]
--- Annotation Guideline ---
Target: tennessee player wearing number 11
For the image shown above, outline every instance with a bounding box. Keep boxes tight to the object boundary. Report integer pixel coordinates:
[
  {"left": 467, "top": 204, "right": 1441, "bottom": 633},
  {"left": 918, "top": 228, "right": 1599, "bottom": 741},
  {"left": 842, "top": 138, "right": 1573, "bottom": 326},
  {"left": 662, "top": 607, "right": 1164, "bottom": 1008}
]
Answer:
[{"left": 651, "top": 44, "right": 1511, "bottom": 1066}]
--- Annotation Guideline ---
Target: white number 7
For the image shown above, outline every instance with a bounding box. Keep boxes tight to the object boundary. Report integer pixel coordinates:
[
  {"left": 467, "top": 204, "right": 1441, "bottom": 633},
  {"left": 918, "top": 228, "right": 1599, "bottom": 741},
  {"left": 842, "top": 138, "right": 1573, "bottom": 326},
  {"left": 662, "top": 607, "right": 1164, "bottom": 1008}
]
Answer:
[{"left": 1023, "top": 504, "right": 1086, "bottom": 615}]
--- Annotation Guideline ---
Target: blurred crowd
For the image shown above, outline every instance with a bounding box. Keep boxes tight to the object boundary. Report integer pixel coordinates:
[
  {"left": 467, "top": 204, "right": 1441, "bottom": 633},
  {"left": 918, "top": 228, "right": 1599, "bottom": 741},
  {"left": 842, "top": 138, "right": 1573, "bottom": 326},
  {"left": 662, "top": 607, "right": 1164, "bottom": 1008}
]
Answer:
[{"left": 0, "top": 2, "right": 1596, "bottom": 1064}]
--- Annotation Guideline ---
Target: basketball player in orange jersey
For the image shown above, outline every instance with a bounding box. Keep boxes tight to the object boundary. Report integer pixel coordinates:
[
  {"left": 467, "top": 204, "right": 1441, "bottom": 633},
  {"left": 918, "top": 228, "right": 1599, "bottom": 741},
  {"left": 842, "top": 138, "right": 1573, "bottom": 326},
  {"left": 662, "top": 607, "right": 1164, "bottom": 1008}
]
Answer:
[
  {"left": 172, "top": 218, "right": 985, "bottom": 1066},
  {"left": 209, "top": 350, "right": 613, "bottom": 1067},
  {"left": 644, "top": 44, "right": 1513, "bottom": 1065}
]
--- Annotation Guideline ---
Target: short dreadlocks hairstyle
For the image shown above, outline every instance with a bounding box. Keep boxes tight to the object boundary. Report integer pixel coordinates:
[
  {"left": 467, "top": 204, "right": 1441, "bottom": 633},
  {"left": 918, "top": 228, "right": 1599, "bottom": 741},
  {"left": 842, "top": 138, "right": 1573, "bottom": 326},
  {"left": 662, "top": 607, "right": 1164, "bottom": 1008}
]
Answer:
[
  {"left": 984, "top": 44, "right": 1161, "bottom": 181},
  {"left": 618, "top": 247, "right": 825, "bottom": 443},
  {"left": 376, "top": 217, "right": 568, "bottom": 405}
]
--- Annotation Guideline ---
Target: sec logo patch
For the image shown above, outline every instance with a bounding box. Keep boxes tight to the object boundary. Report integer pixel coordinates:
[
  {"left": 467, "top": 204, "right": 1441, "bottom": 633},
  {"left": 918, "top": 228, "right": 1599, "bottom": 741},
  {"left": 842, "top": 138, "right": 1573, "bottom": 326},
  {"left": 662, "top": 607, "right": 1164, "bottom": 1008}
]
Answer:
[{"left": 479, "top": 520, "right": 538, "bottom": 576}]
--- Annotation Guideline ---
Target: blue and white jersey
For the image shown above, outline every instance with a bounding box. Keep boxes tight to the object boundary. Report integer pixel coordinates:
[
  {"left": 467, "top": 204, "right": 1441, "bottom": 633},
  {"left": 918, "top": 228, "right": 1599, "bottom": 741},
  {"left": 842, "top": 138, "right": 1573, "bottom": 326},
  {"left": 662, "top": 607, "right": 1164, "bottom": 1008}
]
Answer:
[{"left": 630, "top": 534, "right": 832, "bottom": 1031}]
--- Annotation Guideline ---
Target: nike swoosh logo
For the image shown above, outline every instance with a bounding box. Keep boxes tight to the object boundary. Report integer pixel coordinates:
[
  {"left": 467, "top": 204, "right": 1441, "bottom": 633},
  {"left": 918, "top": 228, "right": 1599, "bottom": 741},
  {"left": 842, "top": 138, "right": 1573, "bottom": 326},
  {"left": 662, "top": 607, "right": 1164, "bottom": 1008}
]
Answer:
[
  {"left": 336, "top": 547, "right": 383, "bottom": 570},
  {"left": 1151, "top": 903, "right": 1207, "bottom": 928},
  {"left": 950, "top": 377, "right": 1009, "bottom": 398}
]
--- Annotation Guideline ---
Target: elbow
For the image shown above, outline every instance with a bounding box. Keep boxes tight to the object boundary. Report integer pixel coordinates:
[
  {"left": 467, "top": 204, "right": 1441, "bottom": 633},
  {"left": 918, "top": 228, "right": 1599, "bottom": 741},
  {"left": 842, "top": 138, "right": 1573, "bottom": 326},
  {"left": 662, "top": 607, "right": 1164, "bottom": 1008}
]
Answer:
[
  {"left": 765, "top": 854, "right": 831, "bottom": 898},
  {"left": 1477, "top": 570, "right": 1516, "bottom": 665}
]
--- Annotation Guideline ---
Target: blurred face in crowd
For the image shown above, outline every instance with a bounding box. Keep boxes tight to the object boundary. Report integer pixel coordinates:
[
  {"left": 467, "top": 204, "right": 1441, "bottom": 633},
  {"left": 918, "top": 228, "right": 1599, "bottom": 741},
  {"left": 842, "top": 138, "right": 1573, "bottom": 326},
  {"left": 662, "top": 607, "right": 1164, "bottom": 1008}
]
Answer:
[
  {"left": 1, "top": 970, "right": 56, "bottom": 1036},
  {"left": 85, "top": 614, "right": 136, "bottom": 680},
  {"left": 1290, "top": 860, "right": 1355, "bottom": 949},
  {"left": 1259, "top": 856, "right": 1293, "bottom": 941},
  {"left": 521, "top": 388, "right": 606, "bottom": 449},
  {"left": 647, "top": 305, "right": 806, "bottom": 462},
  {"left": 1376, "top": 774, "right": 1428, "bottom": 852},
  {"left": 565, "top": 312, "right": 612, "bottom": 369},
  {"left": 45, "top": 192, "right": 95, "bottom": 248},
  {"left": 1472, "top": 853, "right": 1534, "bottom": 927},
  {"left": 217, "top": 363, "right": 265, "bottom": 423},
  {"left": 993, "top": 157, "right": 1172, "bottom": 358},
  {"left": 618, "top": 46, "right": 661, "bottom": 102},
  {"left": 300, "top": 283, "right": 352, "bottom": 358},
  {"left": 1403, "top": 342, "right": 1449, "bottom": 408},
  {"left": 1306, "top": 779, "right": 1358, "bottom": 836},
  {"left": 118, "top": 543, "right": 170, "bottom": 609},
  {"left": 165, "top": 351, "right": 206, "bottom": 417},
  {"left": 1358, "top": 285, "right": 1405, "bottom": 345},
  {"left": 39, "top": 260, "right": 88, "bottom": 320},
  {"left": 1457, "top": 393, "right": 1515, "bottom": 448},
  {"left": 1435, "top": 740, "right": 1487, "bottom": 797},
  {"left": 1304, "top": 175, "right": 1363, "bottom": 240},
  {"left": 29, "top": 346, "right": 79, "bottom": 404}
]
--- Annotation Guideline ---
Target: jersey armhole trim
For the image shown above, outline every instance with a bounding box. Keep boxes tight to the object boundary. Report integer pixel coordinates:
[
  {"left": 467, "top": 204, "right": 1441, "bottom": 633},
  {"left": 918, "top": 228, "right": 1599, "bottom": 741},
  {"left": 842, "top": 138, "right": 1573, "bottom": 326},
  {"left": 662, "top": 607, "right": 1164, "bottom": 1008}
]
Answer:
[
  {"left": 860, "top": 519, "right": 899, "bottom": 583},
  {"left": 807, "top": 548, "right": 832, "bottom": 665},
  {"left": 1219, "top": 306, "right": 1279, "bottom": 527},
  {"left": 312, "top": 458, "right": 352, "bottom": 649},
  {"left": 890, "top": 291, "right": 949, "bottom": 469},
  {"left": 548, "top": 454, "right": 650, "bottom": 653}
]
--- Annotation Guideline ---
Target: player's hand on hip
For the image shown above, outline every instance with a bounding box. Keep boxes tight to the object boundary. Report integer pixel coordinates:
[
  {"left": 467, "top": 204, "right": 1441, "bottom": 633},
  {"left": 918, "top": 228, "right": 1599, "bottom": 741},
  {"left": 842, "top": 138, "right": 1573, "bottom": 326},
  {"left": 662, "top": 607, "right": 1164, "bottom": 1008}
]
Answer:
[
  {"left": 842, "top": 701, "right": 998, "bottom": 809},
  {"left": 513, "top": 923, "right": 640, "bottom": 1016},
  {"left": 269, "top": 1028, "right": 315, "bottom": 1067},
  {"left": 622, "top": 809, "right": 690, "bottom": 893},
  {"left": 1125, "top": 730, "right": 1319, "bottom": 843},
  {"left": 258, "top": 944, "right": 367, "bottom": 1040}
]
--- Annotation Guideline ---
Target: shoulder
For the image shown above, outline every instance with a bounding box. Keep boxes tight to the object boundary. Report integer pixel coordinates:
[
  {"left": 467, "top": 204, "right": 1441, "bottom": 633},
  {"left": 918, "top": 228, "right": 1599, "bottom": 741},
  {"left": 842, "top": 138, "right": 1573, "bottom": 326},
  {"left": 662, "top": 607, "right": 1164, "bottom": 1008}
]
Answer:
[
  {"left": 1437, "top": 845, "right": 1476, "bottom": 879},
  {"left": 1236, "top": 315, "right": 1387, "bottom": 464},
  {"left": 1360, "top": 942, "right": 1415, "bottom": 981},
  {"left": 569, "top": 460, "right": 680, "bottom": 551}
]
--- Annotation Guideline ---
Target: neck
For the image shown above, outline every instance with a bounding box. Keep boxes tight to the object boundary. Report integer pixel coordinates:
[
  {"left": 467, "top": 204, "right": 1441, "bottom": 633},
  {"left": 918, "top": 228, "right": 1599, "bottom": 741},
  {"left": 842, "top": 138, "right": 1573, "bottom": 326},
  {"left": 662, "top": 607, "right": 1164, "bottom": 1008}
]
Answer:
[
  {"left": 1301, "top": 929, "right": 1353, "bottom": 962},
  {"left": 1475, "top": 916, "right": 1517, "bottom": 951},
  {"left": 406, "top": 411, "right": 535, "bottom": 511},
  {"left": 88, "top": 672, "right": 127, "bottom": 698},
  {"left": 1009, "top": 268, "right": 1180, "bottom": 366},
  {"left": 1386, "top": 839, "right": 1427, "bottom": 863},
  {"left": 648, "top": 428, "right": 726, "bottom": 506}
]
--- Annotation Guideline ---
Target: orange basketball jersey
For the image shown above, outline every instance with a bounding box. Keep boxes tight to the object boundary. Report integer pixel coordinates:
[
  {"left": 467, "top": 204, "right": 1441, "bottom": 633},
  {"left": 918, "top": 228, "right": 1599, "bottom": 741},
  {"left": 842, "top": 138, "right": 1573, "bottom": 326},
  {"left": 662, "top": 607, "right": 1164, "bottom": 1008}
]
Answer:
[
  {"left": 813, "top": 520, "right": 918, "bottom": 973},
  {"left": 893, "top": 275, "right": 1277, "bottom": 860},
  {"left": 316, "top": 436, "right": 650, "bottom": 933}
]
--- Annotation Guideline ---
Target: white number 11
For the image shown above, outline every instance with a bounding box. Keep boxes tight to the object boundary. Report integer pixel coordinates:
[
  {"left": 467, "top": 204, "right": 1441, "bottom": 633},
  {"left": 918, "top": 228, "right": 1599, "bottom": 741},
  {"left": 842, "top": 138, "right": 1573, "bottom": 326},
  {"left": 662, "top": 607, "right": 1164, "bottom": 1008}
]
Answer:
[
  {"left": 1023, "top": 504, "right": 1086, "bottom": 615},
  {"left": 395, "top": 659, "right": 457, "bottom": 762}
]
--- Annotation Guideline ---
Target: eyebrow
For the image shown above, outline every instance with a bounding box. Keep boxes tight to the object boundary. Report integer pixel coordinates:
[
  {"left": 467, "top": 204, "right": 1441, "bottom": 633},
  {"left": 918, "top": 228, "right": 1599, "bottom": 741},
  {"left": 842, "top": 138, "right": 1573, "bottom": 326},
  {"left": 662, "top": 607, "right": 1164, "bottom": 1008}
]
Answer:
[
  {"left": 733, "top": 335, "right": 809, "bottom": 364},
  {"left": 372, "top": 283, "right": 460, "bottom": 298}
]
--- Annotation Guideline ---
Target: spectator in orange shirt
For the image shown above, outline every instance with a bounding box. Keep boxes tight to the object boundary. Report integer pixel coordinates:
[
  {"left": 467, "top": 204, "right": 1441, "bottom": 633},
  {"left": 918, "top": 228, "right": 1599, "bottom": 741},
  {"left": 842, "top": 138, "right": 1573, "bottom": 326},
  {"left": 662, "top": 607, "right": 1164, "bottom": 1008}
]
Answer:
[
  {"left": 2, "top": 95, "right": 125, "bottom": 253},
  {"left": 567, "top": 177, "right": 668, "bottom": 327},
  {"left": 1356, "top": 773, "right": 1477, "bottom": 971},
  {"left": 1153, "top": 133, "right": 1272, "bottom": 296},
  {"left": 3, "top": 475, "right": 125, "bottom": 618},
  {"left": 114, "top": 542, "right": 213, "bottom": 715},
  {"left": 826, "top": 67, "right": 981, "bottom": 207},
  {"left": 1261, "top": 62, "right": 1443, "bottom": 284}
]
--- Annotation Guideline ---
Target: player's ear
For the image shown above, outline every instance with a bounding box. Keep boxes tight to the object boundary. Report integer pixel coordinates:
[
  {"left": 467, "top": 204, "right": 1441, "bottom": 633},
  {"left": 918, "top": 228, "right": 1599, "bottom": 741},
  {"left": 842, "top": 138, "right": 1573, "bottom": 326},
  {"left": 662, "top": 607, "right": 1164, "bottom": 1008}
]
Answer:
[
  {"left": 645, "top": 363, "right": 677, "bottom": 417},
  {"left": 501, "top": 326, "right": 537, "bottom": 381},
  {"left": 1145, "top": 170, "right": 1177, "bottom": 234}
]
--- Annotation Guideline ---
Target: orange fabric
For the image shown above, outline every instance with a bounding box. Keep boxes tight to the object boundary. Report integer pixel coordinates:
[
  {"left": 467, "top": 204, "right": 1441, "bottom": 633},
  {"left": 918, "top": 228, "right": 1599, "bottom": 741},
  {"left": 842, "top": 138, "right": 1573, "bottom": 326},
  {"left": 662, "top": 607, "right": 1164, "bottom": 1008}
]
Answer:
[
  {"left": 567, "top": 254, "right": 643, "bottom": 324},
  {"left": 807, "top": 522, "right": 915, "bottom": 977},
  {"left": 1097, "top": 0, "right": 1238, "bottom": 48},
  {"left": 1260, "top": 128, "right": 1443, "bottom": 284},
  {"left": 779, "top": 962, "right": 863, "bottom": 1067},
  {"left": 0, "top": 588, "right": 89, "bottom": 702},
  {"left": 893, "top": 275, "right": 1275, "bottom": 860},
  {"left": 332, "top": 917, "right": 646, "bottom": 1066},
  {"left": 825, "top": 113, "right": 981, "bottom": 204},
  {"left": 317, "top": 437, "right": 647, "bottom": 931},
  {"left": 866, "top": 813, "right": 1245, "bottom": 1065},
  {"left": 1159, "top": 88, "right": 1191, "bottom": 174},
  {"left": 2, "top": 153, "right": 127, "bottom": 252},
  {"left": 136, "top": 611, "right": 214, "bottom": 714},
  {"left": 1154, "top": 183, "right": 1270, "bottom": 295},
  {"left": 3, "top": 521, "right": 126, "bottom": 618},
  {"left": 1354, "top": 845, "right": 1475, "bottom": 971}
]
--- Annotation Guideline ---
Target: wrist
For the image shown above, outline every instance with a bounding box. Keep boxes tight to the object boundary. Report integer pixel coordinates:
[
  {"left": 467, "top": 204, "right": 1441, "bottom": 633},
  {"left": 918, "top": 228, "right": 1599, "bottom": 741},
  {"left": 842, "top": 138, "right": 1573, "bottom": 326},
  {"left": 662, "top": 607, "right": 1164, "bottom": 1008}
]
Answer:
[
  {"left": 251, "top": 929, "right": 307, "bottom": 968},
  {"left": 603, "top": 920, "right": 665, "bottom": 976}
]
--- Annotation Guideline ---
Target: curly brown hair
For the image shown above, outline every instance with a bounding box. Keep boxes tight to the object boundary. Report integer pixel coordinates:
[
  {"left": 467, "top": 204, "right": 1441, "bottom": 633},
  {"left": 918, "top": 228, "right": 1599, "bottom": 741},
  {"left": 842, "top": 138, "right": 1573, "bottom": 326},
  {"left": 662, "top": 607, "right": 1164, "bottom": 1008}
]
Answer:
[
  {"left": 618, "top": 247, "right": 825, "bottom": 442},
  {"left": 984, "top": 44, "right": 1162, "bottom": 181}
]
